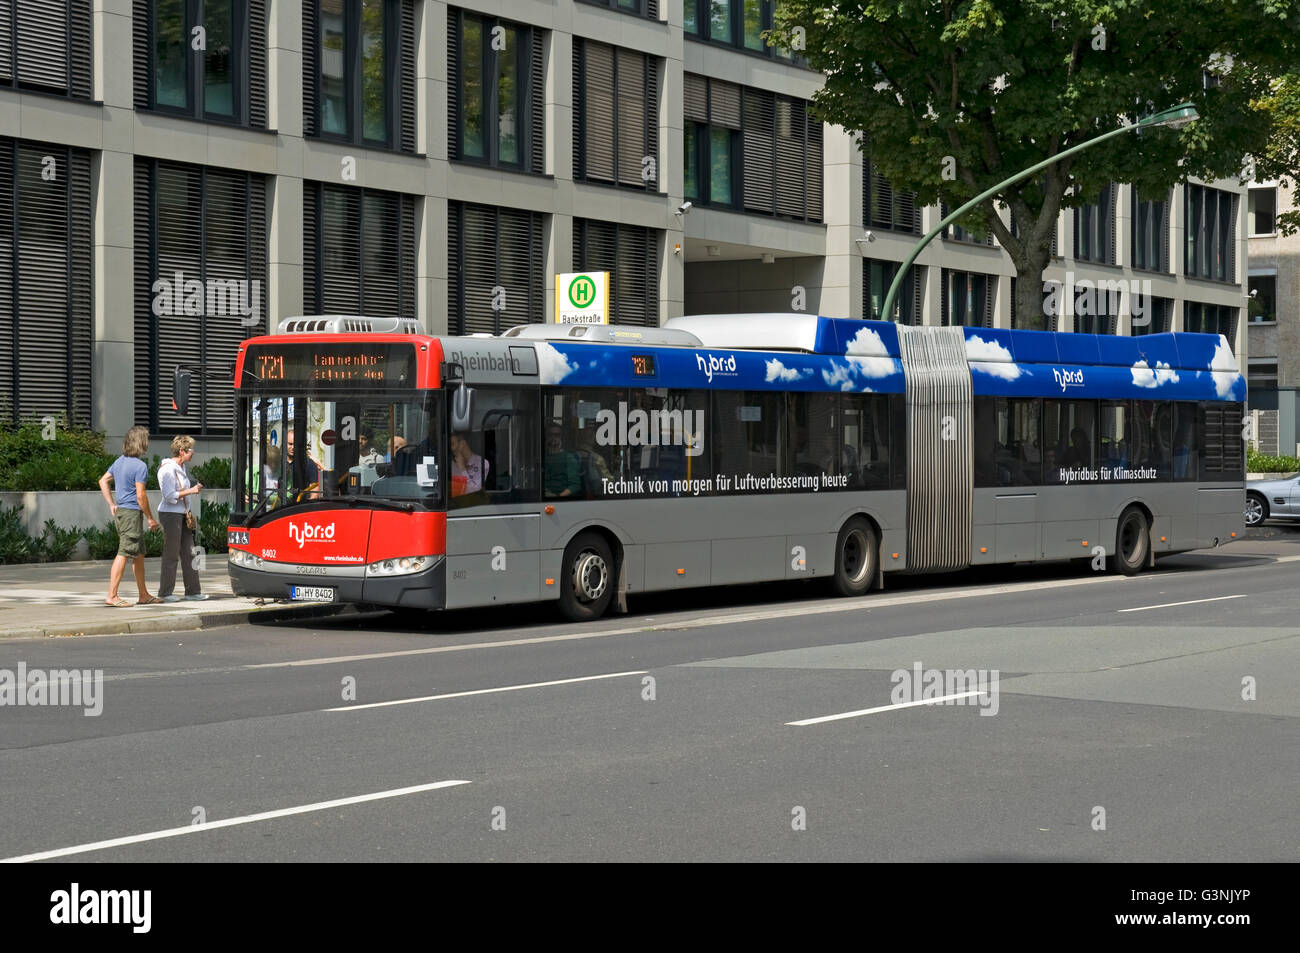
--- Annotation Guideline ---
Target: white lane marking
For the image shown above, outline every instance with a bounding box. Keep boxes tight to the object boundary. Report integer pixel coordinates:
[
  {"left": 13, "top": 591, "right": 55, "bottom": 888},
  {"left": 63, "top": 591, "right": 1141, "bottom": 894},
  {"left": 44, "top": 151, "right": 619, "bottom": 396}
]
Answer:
[
  {"left": 1117, "top": 594, "right": 1248, "bottom": 613},
  {"left": 787, "top": 691, "right": 987, "bottom": 726},
  {"left": 327, "top": 670, "right": 647, "bottom": 712},
  {"left": 0, "top": 780, "right": 470, "bottom": 864}
]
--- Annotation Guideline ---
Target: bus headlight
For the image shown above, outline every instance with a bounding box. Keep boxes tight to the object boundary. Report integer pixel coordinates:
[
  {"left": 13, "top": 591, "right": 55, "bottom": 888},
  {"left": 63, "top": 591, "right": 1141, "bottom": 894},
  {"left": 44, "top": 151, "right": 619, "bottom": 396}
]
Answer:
[
  {"left": 366, "top": 555, "right": 432, "bottom": 577},
  {"left": 229, "top": 550, "right": 266, "bottom": 570}
]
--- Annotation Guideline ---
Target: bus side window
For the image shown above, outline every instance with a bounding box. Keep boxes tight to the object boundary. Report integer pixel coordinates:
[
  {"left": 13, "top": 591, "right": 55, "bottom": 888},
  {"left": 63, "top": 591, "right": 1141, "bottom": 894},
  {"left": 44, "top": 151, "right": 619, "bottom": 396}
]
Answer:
[{"left": 1173, "top": 403, "right": 1197, "bottom": 480}]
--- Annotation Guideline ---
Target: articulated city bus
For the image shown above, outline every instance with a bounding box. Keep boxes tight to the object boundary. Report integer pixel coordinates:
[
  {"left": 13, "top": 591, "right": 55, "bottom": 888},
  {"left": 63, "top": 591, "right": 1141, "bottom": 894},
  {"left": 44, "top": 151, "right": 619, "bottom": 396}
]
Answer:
[{"left": 226, "top": 313, "right": 1246, "bottom": 620}]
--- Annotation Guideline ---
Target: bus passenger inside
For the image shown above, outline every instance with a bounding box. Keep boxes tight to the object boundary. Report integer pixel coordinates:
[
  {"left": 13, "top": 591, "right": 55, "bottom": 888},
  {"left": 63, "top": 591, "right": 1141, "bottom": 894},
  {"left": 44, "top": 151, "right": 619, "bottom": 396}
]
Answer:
[
  {"left": 1061, "top": 427, "right": 1092, "bottom": 467},
  {"left": 545, "top": 424, "right": 583, "bottom": 498},
  {"left": 450, "top": 433, "right": 489, "bottom": 500}
]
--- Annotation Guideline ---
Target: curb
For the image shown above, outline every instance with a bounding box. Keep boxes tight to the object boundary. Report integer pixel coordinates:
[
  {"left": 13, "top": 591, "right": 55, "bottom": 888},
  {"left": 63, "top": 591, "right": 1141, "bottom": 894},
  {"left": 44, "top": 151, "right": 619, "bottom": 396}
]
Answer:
[{"left": 0, "top": 601, "right": 356, "bottom": 640}]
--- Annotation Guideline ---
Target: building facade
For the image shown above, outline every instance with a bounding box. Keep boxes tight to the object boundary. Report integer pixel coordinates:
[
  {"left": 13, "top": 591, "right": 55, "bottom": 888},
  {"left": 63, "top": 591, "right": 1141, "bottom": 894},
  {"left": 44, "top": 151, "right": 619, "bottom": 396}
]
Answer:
[
  {"left": 0, "top": 1, "right": 1249, "bottom": 451},
  {"left": 1245, "top": 179, "right": 1299, "bottom": 457}
]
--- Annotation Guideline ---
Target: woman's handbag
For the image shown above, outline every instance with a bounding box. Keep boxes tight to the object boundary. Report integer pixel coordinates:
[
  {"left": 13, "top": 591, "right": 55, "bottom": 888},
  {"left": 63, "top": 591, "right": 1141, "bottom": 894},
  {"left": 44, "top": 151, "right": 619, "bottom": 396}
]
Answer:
[{"left": 169, "top": 460, "right": 198, "bottom": 531}]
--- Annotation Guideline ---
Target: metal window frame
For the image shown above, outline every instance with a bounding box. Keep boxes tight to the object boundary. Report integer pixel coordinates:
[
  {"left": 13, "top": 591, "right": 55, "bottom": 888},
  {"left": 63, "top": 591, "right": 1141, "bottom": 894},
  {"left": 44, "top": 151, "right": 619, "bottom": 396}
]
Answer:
[
  {"left": 146, "top": 0, "right": 251, "bottom": 125},
  {"left": 453, "top": 10, "right": 532, "bottom": 171},
  {"left": 313, "top": 0, "right": 400, "bottom": 149}
]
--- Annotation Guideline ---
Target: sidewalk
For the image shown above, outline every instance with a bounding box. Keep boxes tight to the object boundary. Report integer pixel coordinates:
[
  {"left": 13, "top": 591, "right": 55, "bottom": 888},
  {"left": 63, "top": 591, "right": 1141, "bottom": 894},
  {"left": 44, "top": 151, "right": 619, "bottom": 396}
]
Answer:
[{"left": 0, "top": 557, "right": 349, "bottom": 639}]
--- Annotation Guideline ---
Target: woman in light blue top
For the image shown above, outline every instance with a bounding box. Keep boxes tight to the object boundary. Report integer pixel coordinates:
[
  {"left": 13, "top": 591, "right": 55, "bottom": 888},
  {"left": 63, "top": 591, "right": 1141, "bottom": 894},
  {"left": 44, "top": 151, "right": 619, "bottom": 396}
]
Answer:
[{"left": 157, "top": 435, "right": 206, "bottom": 602}]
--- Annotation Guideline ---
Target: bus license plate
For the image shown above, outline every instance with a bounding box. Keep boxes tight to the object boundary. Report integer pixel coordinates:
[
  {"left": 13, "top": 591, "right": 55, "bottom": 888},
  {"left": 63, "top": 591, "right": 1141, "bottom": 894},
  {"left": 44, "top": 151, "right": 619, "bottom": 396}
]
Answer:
[{"left": 290, "top": 586, "right": 335, "bottom": 602}]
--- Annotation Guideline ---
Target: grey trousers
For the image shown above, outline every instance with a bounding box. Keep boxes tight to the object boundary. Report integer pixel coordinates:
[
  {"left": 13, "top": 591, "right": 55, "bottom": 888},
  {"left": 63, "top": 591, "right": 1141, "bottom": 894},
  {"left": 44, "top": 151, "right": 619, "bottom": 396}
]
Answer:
[{"left": 159, "top": 512, "right": 202, "bottom": 597}]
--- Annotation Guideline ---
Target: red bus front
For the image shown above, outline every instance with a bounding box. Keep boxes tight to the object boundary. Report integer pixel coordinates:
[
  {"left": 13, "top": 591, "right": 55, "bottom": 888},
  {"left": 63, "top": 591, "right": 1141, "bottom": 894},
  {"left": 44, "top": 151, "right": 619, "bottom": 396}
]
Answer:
[{"left": 226, "top": 325, "right": 450, "bottom": 609}]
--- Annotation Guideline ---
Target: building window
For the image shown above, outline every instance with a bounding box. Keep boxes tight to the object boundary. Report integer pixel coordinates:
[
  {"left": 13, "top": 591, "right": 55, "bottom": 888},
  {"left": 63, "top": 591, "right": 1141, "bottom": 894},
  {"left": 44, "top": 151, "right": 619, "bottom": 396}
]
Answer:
[
  {"left": 863, "top": 259, "right": 920, "bottom": 324},
  {"left": 942, "top": 203, "right": 994, "bottom": 245},
  {"left": 134, "top": 159, "right": 268, "bottom": 434},
  {"left": 1248, "top": 187, "right": 1276, "bottom": 235},
  {"left": 448, "top": 9, "right": 543, "bottom": 171},
  {"left": 683, "top": 75, "right": 740, "bottom": 207},
  {"left": 578, "top": 0, "right": 658, "bottom": 19},
  {"left": 449, "top": 202, "right": 544, "bottom": 334},
  {"left": 684, "top": 0, "right": 792, "bottom": 59},
  {"left": 135, "top": 0, "right": 267, "bottom": 124},
  {"left": 0, "top": 0, "right": 92, "bottom": 98},
  {"left": 573, "top": 41, "right": 659, "bottom": 191},
  {"left": 1249, "top": 274, "right": 1276, "bottom": 323},
  {"left": 1130, "top": 296, "right": 1172, "bottom": 336},
  {"left": 1073, "top": 184, "right": 1115, "bottom": 264},
  {"left": 1183, "top": 301, "right": 1236, "bottom": 339},
  {"left": 742, "top": 87, "right": 822, "bottom": 220},
  {"left": 0, "top": 139, "right": 92, "bottom": 427},
  {"left": 864, "top": 151, "right": 919, "bottom": 233},
  {"left": 303, "top": 0, "right": 417, "bottom": 151},
  {"left": 574, "top": 220, "right": 660, "bottom": 327},
  {"left": 685, "top": 75, "right": 821, "bottom": 220},
  {"left": 1184, "top": 183, "right": 1236, "bottom": 282},
  {"left": 1131, "top": 187, "right": 1169, "bottom": 272},
  {"left": 303, "top": 181, "right": 416, "bottom": 317},
  {"left": 941, "top": 270, "right": 992, "bottom": 327},
  {"left": 1072, "top": 281, "right": 1119, "bottom": 335}
]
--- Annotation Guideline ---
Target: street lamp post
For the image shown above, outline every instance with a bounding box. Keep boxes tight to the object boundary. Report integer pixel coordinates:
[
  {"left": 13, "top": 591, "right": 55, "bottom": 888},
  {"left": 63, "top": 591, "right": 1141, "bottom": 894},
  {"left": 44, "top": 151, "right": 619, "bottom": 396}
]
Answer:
[{"left": 878, "top": 103, "right": 1199, "bottom": 326}]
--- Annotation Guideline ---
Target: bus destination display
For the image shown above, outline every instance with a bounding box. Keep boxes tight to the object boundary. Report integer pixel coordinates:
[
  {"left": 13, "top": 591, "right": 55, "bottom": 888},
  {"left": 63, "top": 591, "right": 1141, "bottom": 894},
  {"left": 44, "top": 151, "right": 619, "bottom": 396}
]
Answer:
[
  {"left": 245, "top": 343, "right": 416, "bottom": 389},
  {"left": 631, "top": 354, "right": 656, "bottom": 377}
]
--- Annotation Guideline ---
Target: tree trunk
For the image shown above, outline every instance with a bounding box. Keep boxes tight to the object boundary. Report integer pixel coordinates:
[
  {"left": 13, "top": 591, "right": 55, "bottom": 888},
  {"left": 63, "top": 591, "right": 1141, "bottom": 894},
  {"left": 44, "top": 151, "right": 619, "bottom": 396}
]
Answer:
[{"left": 1013, "top": 250, "right": 1054, "bottom": 332}]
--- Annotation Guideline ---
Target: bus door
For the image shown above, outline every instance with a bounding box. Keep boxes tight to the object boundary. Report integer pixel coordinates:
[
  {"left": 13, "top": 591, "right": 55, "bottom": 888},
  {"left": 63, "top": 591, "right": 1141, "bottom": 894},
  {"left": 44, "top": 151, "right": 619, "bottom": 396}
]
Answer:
[{"left": 444, "top": 386, "right": 543, "bottom": 608}]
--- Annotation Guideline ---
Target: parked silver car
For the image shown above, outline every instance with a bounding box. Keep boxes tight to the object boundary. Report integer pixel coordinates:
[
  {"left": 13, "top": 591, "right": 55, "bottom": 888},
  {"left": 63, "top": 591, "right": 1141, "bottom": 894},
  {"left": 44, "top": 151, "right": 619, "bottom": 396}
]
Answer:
[{"left": 1245, "top": 474, "right": 1300, "bottom": 526}]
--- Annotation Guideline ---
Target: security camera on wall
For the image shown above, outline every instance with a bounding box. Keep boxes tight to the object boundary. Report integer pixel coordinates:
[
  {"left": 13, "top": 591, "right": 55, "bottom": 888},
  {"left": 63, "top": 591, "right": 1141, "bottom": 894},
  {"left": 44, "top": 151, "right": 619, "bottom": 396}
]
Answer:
[{"left": 676, "top": 201, "right": 692, "bottom": 216}]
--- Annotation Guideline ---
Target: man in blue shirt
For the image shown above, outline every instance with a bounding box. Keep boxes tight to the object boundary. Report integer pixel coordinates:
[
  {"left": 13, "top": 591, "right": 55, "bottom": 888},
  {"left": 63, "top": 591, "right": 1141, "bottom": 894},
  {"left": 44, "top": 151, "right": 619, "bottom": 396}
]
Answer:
[{"left": 98, "top": 425, "right": 161, "bottom": 607}]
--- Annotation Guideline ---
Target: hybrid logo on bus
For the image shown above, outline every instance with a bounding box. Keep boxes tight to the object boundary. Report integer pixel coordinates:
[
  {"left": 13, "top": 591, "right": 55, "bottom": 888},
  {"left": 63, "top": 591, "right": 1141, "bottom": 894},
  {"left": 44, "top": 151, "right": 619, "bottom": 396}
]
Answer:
[
  {"left": 695, "top": 353, "right": 738, "bottom": 383},
  {"left": 594, "top": 402, "right": 705, "bottom": 457},
  {"left": 1052, "top": 367, "right": 1085, "bottom": 392},
  {"left": 287, "top": 520, "right": 337, "bottom": 549}
]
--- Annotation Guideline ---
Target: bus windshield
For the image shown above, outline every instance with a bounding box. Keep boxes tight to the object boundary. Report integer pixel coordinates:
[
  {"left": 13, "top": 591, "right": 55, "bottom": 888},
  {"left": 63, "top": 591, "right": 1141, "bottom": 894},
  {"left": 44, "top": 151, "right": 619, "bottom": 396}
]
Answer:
[{"left": 234, "top": 391, "right": 445, "bottom": 515}]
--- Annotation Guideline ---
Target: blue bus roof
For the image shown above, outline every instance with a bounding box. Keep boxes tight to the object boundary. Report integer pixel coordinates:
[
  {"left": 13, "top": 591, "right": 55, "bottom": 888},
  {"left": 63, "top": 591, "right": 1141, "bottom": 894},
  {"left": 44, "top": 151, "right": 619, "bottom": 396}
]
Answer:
[{"left": 532, "top": 315, "right": 1244, "bottom": 403}]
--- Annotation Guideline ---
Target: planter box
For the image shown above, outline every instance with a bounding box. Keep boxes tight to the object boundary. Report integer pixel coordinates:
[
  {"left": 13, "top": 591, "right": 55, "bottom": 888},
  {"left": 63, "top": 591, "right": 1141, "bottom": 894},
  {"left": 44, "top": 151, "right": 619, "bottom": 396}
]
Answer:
[
  {"left": 1247, "top": 471, "right": 1299, "bottom": 481},
  {"left": 0, "top": 489, "right": 233, "bottom": 538}
]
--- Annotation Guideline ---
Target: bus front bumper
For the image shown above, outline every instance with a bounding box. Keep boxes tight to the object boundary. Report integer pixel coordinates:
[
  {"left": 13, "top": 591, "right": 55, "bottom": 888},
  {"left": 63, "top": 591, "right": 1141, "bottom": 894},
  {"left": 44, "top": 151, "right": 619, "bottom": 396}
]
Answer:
[{"left": 229, "top": 556, "right": 446, "bottom": 610}]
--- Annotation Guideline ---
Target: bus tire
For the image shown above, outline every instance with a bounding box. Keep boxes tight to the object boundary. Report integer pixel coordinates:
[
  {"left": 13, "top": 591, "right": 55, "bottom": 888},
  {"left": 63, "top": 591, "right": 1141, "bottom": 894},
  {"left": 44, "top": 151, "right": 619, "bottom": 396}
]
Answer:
[
  {"left": 832, "top": 518, "right": 879, "bottom": 597},
  {"left": 1244, "top": 492, "right": 1268, "bottom": 527},
  {"left": 1113, "top": 507, "right": 1149, "bottom": 576},
  {"left": 559, "top": 532, "right": 615, "bottom": 622}
]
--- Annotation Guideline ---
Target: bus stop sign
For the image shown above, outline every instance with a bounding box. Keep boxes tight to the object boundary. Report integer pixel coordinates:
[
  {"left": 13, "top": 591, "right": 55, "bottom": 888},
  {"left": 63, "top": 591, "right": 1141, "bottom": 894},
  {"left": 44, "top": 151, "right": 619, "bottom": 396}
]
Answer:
[{"left": 554, "top": 272, "right": 610, "bottom": 325}]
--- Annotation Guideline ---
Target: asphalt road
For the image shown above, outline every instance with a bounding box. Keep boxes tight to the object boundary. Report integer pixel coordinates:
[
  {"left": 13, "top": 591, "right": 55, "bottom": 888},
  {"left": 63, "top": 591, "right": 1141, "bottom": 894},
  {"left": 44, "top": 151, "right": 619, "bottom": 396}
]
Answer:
[{"left": 1, "top": 530, "right": 1297, "bottom": 863}]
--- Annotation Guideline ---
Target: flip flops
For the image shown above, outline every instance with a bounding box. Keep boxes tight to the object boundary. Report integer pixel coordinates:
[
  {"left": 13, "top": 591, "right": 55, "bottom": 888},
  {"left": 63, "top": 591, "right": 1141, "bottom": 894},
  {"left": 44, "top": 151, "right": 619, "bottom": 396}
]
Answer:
[
  {"left": 105, "top": 597, "right": 130, "bottom": 608},
  {"left": 137, "top": 596, "right": 164, "bottom": 605}
]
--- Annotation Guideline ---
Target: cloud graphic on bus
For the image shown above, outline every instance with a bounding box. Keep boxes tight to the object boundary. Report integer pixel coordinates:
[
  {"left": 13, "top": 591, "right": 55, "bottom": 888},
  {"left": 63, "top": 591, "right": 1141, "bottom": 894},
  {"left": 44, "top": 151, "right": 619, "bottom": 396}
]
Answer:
[
  {"left": 765, "top": 358, "right": 811, "bottom": 383},
  {"left": 535, "top": 342, "right": 579, "bottom": 384},
  {"left": 964, "top": 335, "right": 1022, "bottom": 380},
  {"left": 821, "top": 360, "right": 875, "bottom": 392},
  {"left": 844, "top": 328, "right": 896, "bottom": 378},
  {"left": 1209, "top": 338, "right": 1243, "bottom": 399},
  {"left": 1131, "top": 359, "right": 1180, "bottom": 389}
]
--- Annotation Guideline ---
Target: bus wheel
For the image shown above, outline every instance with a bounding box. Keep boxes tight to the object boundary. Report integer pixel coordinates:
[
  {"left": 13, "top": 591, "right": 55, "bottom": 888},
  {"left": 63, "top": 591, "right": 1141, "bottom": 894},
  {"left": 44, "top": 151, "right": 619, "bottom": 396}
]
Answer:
[
  {"left": 559, "top": 532, "right": 614, "bottom": 621},
  {"left": 832, "top": 518, "right": 879, "bottom": 597},
  {"left": 1244, "top": 492, "right": 1268, "bottom": 527},
  {"left": 1113, "top": 508, "right": 1149, "bottom": 576}
]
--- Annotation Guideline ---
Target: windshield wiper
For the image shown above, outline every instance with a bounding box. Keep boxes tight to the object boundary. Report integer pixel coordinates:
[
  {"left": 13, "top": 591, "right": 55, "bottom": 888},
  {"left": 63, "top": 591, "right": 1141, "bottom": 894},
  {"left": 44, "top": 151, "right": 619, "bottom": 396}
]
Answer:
[
  {"left": 244, "top": 492, "right": 275, "bottom": 526},
  {"left": 346, "top": 496, "right": 418, "bottom": 513}
]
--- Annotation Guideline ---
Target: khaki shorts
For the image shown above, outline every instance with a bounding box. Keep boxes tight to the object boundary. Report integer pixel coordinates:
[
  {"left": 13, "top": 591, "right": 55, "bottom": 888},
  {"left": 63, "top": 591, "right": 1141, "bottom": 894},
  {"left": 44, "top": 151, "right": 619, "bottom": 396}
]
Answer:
[{"left": 114, "top": 508, "right": 145, "bottom": 558}]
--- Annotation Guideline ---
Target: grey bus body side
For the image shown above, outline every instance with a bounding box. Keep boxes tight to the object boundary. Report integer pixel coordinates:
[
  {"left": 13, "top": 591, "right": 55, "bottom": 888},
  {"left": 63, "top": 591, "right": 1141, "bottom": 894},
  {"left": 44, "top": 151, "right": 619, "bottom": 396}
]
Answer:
[{"left": 440, "top": 336, "right": 1242, "bottom": 610}]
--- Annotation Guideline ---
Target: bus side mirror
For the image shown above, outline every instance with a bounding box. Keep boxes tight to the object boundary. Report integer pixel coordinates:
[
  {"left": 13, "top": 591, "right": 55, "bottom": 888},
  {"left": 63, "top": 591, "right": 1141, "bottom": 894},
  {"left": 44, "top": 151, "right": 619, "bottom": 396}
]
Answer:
[
  {"left": 451, "top": 383, "right": 474, "bottom": 432},
  {"left": 172, "top": 366, "right": 193, "bottom": 415}
]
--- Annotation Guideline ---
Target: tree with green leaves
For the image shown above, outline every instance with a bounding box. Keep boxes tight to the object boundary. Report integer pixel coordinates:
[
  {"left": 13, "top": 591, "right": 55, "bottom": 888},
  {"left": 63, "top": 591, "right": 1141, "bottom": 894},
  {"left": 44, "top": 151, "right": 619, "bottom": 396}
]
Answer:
[{"left": 771, "top": 0, "right": 1300, "bottom": 329}]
